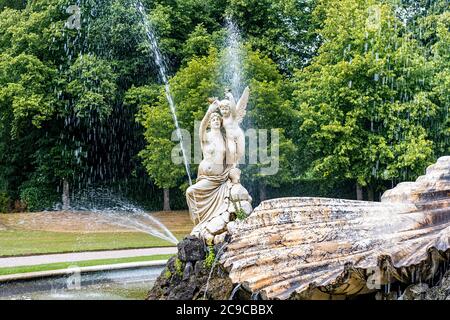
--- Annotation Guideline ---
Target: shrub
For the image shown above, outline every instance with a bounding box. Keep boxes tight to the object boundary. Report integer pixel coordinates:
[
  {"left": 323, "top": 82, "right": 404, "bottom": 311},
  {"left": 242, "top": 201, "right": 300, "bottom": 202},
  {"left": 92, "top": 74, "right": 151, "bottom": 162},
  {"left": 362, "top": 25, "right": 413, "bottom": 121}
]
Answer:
[
  {"left": 20, "top": 184, "right": 57, "bottom": 212},
  {"left": 0, "top": 192, "right": 10, "bottom": 213}
]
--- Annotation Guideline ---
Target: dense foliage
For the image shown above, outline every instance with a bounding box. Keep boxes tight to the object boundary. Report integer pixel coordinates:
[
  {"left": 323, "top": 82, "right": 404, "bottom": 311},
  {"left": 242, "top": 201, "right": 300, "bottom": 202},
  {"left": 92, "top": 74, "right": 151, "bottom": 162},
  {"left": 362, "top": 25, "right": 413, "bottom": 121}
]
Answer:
[
  {"left": 294, "top": 0, "right": 444, "bottom": 197},
  {"left": 0, "top": 0, "right": 448, "bottom": 211}
]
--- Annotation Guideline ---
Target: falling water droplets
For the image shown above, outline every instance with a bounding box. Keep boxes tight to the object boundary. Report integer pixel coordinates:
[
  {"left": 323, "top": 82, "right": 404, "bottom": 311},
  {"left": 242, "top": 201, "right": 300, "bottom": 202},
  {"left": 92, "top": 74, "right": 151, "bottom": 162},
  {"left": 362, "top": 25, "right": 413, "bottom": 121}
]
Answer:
[
  {"left": 222, "top": 16, "right": 244, "bottom": 98},
  {"left": 136, "top": 1, "right": 192, "bottom": 186}
]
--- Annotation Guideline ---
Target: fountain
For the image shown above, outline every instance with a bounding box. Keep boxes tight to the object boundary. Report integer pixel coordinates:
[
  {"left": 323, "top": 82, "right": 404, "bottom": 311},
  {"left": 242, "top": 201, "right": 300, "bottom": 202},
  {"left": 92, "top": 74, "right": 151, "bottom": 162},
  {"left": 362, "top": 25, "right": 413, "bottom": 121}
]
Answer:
[
  {"left": 3, "top": 0, "right": 447, "bottom": 302},
  {"left": 56, "top": 4, "right": 450, "bottom": 300},
  {"left": 149, "top": 152, "right": 449, "bottom": 299},
  {"left": 67, "top": 188, "right": 179, "bottom": 244}
]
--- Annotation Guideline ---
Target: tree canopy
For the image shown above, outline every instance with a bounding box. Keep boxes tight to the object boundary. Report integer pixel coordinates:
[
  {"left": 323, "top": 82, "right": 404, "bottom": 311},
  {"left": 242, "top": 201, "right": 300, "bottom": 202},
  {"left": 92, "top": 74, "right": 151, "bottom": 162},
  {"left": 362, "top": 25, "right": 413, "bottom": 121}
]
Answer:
[{"left": 0, "top": 0, "right": 447, "bottom": 211}]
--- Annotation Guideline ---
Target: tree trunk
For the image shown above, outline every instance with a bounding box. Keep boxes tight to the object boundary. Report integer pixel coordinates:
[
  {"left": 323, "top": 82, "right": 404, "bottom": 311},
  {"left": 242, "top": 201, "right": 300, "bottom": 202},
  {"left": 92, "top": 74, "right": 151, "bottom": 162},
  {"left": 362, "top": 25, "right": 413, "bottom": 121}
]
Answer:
[
  {"left": 62, "top": 179, "right": 70, "bottom": 210},
  {"left": 163, "top": 188, "right": 171, "bottom": 211},
  {"left": 259, "top": 183, "right": 267, "bottom": 202},
  {"left": 356, "top": 183, "right": 363, "bottom": 201},
  {"left": 367, "top": 186, "right": 374, "bottom": 202}
]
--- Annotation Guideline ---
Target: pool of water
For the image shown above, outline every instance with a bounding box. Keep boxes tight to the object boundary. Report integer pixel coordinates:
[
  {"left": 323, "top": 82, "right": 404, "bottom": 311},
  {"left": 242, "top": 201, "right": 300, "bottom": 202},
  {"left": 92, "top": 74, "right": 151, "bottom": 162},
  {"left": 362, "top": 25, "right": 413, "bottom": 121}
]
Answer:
[{"left": 0, "top": 266, "right": 164, "bottom": 300}]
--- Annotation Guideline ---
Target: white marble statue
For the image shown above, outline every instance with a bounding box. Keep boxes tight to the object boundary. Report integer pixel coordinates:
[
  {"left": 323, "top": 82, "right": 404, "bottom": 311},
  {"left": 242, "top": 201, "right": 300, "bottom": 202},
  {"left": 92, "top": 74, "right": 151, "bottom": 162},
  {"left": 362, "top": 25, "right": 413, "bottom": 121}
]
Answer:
[
  {"left": 186, "top": 88, "right": 252, "bottom": 244},
  {"left": 219, "top": 87, "right": 250, "bottom": 167}
]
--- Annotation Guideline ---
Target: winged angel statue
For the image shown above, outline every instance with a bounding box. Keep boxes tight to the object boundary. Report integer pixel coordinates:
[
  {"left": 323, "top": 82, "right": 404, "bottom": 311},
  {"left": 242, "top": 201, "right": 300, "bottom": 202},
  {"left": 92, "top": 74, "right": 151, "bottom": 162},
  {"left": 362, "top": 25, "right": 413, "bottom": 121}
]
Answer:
[{"left": 219, "top": 86, "right": 250, "bottom": 167}]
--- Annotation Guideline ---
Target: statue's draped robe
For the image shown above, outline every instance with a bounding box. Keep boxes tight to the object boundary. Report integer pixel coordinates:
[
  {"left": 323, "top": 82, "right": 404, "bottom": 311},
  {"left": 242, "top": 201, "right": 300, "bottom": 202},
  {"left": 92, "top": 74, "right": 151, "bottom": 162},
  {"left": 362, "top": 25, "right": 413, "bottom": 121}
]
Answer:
[{"left": 186, "top": 166, "right": 232, "bottom": 225}]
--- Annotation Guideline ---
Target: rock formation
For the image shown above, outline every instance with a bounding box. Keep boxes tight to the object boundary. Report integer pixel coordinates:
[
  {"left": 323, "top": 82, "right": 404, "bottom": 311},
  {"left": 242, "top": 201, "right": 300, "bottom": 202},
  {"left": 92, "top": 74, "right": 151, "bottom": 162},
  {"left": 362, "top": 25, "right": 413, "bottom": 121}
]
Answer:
[
  {"left": 417, "top": 269, "right": 450, "bottom": 300},
  {"left": 149, "top": 156, "right": 450, "bottom": 300},
  {"left": 148, "top": 236, "right": 234, "bottom": 300},
  {"left": 222, "top": 156, "right": 450, "bottom": 299}
]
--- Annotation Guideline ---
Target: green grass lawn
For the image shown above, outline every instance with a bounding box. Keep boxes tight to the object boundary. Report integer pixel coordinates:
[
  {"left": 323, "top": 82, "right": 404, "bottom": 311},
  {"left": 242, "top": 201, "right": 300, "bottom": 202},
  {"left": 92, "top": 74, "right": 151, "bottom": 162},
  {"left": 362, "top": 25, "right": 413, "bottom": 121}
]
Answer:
[
  {"left": 0, "top": 254, "right": 173, "bottom": 276},
  {"left": 0, "top": 230, "right": 184, "bottom": 257}
]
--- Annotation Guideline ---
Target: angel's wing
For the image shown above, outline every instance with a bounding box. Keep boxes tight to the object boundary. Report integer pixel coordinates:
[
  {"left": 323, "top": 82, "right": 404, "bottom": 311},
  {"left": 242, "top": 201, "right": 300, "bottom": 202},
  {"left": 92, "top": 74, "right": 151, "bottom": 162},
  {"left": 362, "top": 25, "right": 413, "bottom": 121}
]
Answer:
[{"left": 235, "top": 86, "right": 250, "bottom": 124}]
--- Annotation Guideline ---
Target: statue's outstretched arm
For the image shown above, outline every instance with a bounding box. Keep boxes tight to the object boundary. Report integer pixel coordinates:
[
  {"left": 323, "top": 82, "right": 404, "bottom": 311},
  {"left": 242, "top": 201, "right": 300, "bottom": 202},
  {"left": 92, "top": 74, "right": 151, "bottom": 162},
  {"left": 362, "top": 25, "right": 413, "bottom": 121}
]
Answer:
[{"left": 200, "top": 101, "right": 219, "bottom": 148}]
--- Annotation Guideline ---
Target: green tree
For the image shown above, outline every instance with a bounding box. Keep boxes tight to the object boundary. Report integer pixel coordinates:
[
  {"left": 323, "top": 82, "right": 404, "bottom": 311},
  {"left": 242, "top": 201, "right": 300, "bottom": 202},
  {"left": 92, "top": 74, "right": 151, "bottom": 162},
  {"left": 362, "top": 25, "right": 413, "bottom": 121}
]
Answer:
[
  {"left": 181, "top": 24, "right": 225, "bottom": 64},
  {"left": 126, "top": 84, "right": 183, "bottom": 210},
  {"left": 293, "top": 0, "right": 438, "bottom": 200},
  {"left": 0, "top": 0, "right": 147, "bottom": 209},
  {"left": 416, "top": 7, "right": 450, "bottom": 156},
  {"left": 143, "top": 0, "right": 228, "bottom": 69},
  {"left": 0, "top": 3, "right": 65, "bottom": 209},
  {"left": 240, "top": 48, "right": 298, "bottom": 200},
  {"left": 67, "top": 54, "right": 118, "bottom": 121},
  {"left": 227, "top": 0, "right": 319, "bottom": 73},
  {"left": 0, "top": 53, "right": 57, "bottom": 135},
  {"left": 0, "top": 0, "right": 27, "bottom": 10}
]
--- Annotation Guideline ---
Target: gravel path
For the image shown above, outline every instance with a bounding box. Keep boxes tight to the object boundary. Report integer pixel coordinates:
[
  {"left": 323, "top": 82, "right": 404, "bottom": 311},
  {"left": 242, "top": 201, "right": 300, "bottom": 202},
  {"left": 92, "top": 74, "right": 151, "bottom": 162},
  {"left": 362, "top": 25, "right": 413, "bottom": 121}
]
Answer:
[{"left": 0, "top": 247, "right": 177, "bottom": 268}]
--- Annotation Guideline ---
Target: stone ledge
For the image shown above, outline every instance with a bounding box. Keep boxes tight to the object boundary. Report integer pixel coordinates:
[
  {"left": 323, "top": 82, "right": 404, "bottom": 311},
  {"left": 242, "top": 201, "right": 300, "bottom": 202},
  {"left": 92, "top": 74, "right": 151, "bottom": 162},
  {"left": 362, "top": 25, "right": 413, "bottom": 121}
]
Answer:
[{"left": 0, "top": 260, "right": 168, "bottom": 282}]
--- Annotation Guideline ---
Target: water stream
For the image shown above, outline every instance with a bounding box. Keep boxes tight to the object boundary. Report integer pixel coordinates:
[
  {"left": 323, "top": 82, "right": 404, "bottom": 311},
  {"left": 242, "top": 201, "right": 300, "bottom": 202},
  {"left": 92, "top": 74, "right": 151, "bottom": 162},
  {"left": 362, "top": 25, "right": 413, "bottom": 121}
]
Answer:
[
  {"left": 222, "top": 16, "right": 245, "bottom": 99},
  {"left": 67, "top": 188, "right": 179, "bottom": 244},
  {"left": 203, "top": 243, "right": 227, "bottom": 299},
  {"left": 136, "top": 1, "right": 193, "bottom": 186}
]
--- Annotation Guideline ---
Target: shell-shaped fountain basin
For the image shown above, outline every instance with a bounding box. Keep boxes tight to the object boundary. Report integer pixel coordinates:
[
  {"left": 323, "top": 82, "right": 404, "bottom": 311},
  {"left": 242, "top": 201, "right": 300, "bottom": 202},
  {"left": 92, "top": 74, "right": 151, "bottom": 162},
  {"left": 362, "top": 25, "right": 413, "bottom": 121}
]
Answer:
[{"left": 221, "top": 156, "right": 450, "bottom": 299}]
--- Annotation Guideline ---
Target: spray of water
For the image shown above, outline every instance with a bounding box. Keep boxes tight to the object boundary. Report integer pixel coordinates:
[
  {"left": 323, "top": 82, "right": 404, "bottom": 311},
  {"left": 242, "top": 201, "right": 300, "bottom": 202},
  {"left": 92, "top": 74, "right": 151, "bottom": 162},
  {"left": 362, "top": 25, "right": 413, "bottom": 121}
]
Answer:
[
  {"left": 229, "top": 283, "right": 242, "bottom": 300},
  {"left": 136, "top": 1, "right": 192, "bottom": 186},
  {"left": 65, "top": 188, "right": 179, "bottom": 244},
  {"left": 222, "top": 16, "right": 245, "bottom": 98}
]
